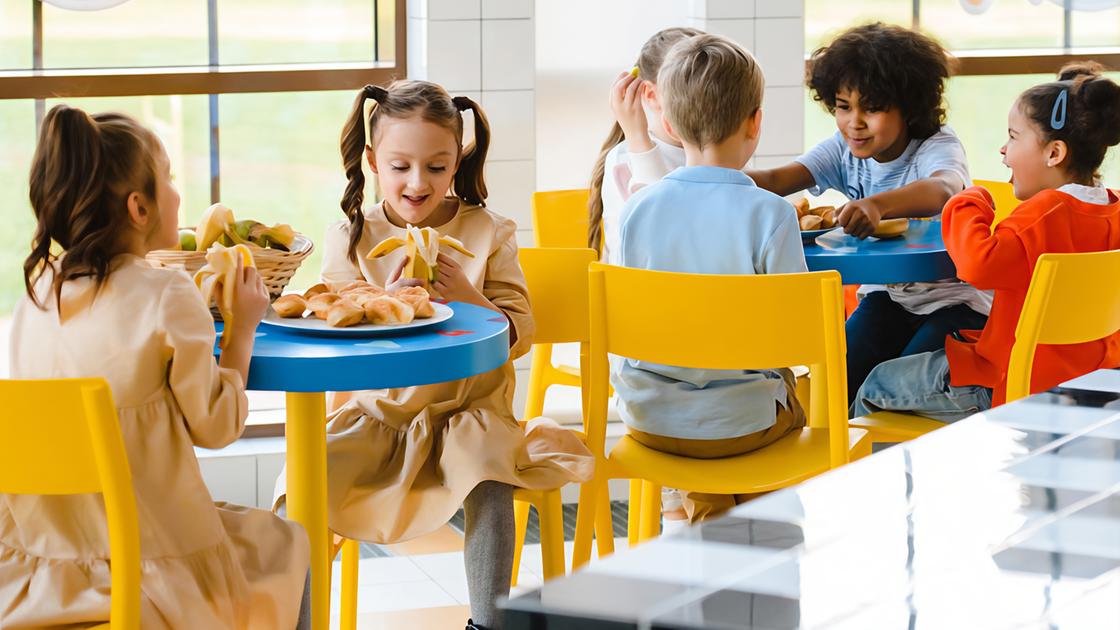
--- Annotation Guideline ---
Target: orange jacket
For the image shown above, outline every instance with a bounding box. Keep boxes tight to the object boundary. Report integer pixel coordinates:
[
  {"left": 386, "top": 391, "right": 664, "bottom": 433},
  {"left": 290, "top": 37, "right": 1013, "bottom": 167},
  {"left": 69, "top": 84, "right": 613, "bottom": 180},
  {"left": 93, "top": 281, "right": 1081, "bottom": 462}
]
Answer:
[{"left": 942, "top": 185, "right": 1120, "bottom": 404}]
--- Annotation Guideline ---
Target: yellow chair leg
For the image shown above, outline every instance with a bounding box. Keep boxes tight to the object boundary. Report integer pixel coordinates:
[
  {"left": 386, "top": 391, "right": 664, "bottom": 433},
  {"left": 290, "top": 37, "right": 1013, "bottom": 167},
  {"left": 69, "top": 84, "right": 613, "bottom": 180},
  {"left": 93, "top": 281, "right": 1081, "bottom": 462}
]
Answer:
[
  {"left": 539, "top": 490, "right": 566, "bottom": 580},
  {"left": 285, "top": 392, "right": 330, "bottom": 630},
  {"left": 572, "top": 480, "right": 600, "bottom": 570},
  {"left": 639, "top": 481, "right": 661, "bottom": 542},
  {"left": 593, "top": 488, "right": 615, "bottom": 559},
  {"left": 523, "top": 345, "right": 552, "bottom": 420},
  {"left": 627, "top": 478, "right": 642, "bottom": 547},
  {"left": 339, "top": 538, "right": 359, "bottom": 630},
  {"left": 511, "top": 498, "right": 531, "bottom": 587}
]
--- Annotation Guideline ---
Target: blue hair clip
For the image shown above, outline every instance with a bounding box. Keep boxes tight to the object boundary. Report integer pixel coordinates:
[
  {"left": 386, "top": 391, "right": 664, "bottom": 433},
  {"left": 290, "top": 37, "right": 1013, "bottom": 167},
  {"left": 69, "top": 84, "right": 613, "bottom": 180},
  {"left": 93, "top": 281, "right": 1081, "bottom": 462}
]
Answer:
[{"left": 1050, "top": 88, "right": 1068, "bottom": 130}]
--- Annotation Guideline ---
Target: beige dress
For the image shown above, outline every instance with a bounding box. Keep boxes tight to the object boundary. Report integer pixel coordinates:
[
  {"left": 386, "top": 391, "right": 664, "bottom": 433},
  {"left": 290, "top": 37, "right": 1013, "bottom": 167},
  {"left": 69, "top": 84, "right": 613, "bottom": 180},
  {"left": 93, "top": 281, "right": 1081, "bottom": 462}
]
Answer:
[
  {"left": 285, "top": 200, "right": 593, "bottom": 544},
  {"left": 1, "top": 256, "right": 309, "bottom": 629}
]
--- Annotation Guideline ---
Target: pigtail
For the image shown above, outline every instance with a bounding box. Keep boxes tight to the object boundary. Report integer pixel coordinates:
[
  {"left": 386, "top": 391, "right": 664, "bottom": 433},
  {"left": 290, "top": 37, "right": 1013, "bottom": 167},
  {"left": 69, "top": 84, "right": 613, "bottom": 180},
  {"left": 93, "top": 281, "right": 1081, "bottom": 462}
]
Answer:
[
  {"left": 451, "top": 95, "right": 489, "bottom": 206},
  {"left": 587, "top": 122, "right": 626, "bottom": 251},
  {"left": 340, "top": 85, "right": 382, "bottom": 263}
]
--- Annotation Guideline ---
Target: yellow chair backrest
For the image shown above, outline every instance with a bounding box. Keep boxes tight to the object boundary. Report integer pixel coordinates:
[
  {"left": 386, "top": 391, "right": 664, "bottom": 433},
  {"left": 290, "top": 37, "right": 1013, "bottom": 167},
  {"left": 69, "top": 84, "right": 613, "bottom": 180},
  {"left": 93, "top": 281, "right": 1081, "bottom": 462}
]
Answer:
[
  {"left": 974, "top": 179, "right": 1020, "bottom": 226},
  {"left": 586, "top": 263, "right": 850, "bottom": 466},
  {"left": 0, "top": 378, "right": 140, "bottom": 630},
  {"left": 519, "top": 247, "right": 597, "bottom": 345},
  {"left": 1006, "top": 250, "right": 1120, "bottom": 401},
  {"left": 532, "top": 189, "right": 592, "bottom": 249}
]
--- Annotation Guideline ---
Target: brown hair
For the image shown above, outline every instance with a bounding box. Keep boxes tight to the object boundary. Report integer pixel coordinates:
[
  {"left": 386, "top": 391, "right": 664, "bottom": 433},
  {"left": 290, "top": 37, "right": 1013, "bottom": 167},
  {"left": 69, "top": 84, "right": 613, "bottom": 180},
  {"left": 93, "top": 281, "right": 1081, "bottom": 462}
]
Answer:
[
  {"left": 1018, "top": 61, "right": 1120, "bottom": 184},
  {"left": 658, "top": 34, "right": 764, "bottom": 149},
  {"left": 807, "top": 22, "right": 956, "bottom": 140},
  {"left": 587, "top": 26, "right": 703, "bottom": 251},
  {"left": 25, "top": 105, "right": 159, "bottom": 309},
  {"left": 339, "top": 80, "right": 490, "bottom": 262}
]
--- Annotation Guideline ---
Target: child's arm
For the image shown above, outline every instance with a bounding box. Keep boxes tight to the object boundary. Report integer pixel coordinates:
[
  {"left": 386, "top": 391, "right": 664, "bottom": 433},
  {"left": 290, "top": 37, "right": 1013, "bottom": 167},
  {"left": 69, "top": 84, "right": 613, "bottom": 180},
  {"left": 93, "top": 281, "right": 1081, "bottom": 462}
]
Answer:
[
  {"left": 746, "top": 162, "right": 817, "bottom": 197},
  {"left": 759, "top": 203, "right": 811, "bottom": 275},
  {"left": 838, "top": 170, "right": 966, "bottom": 239},
  {"left": 942, "top": 186, "right": 1031, "bottom": 290},
  {"left": 161, "top": 272, "right": 259, "bottom": 450}
]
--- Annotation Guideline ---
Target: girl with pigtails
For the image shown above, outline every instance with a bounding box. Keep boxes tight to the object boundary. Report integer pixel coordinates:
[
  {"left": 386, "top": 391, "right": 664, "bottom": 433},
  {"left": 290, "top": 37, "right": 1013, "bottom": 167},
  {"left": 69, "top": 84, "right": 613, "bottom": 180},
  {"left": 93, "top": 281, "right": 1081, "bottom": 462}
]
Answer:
[{"left": 276, "top": 80, "right": 592, "bottom": 630}]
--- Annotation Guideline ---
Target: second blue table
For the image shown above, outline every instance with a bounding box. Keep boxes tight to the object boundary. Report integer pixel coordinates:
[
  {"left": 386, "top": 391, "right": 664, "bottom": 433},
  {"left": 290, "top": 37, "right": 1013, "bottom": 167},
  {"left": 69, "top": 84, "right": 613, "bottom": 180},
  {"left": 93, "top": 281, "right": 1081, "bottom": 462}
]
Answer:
[{"left": 803, "top": 219, "right": 958, "bottom": 284}]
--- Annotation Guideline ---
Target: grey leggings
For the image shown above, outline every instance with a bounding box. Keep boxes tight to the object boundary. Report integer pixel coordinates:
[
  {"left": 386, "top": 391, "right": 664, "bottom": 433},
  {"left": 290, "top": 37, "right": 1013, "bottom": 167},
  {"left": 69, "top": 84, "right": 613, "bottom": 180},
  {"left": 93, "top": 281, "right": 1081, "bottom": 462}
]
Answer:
[
  {"left": 295, "top": 570, "right": 311, "bottom": 630},
  {"left": 463, "top": 481, "right": 515, "bottom": 630}
]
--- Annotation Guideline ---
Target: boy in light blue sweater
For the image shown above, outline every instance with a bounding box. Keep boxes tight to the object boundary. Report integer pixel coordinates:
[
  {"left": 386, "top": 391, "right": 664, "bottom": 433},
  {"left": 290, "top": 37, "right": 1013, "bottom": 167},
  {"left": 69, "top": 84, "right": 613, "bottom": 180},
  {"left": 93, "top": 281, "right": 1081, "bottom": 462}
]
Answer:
[{"left": 614, "top": 33, "right": 807, "bottom": 523}]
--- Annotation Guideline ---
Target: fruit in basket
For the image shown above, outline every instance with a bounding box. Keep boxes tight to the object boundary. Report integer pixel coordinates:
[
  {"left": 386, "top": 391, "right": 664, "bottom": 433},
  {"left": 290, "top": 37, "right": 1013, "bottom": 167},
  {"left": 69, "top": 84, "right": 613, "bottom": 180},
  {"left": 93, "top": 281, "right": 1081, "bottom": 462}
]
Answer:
[
  {"left": 367, "top": 225, "right": 475, "bottom": 285},
  {"left": 197, "top": 204, "right": 236, "bottom": 250},
  {"left": 178, "top": 229, "right": 197, "bottom": 252},
  {"left": 195, "top": 203, "right": 300, "bottom": 252},
  {"left": 193, "top": 243, "right": 256, "bottom": 348}
]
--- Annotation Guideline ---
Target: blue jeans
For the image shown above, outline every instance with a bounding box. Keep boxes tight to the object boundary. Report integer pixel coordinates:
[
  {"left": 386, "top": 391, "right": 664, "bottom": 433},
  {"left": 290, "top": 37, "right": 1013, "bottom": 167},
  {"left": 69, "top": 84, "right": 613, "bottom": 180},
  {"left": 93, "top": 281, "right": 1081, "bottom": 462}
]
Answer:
[
  {"left": 846, "top": 291, "right": 989, "bottom": 404},
  {"left": 850, "top": 349, "right": 993, "bottom": 422}
]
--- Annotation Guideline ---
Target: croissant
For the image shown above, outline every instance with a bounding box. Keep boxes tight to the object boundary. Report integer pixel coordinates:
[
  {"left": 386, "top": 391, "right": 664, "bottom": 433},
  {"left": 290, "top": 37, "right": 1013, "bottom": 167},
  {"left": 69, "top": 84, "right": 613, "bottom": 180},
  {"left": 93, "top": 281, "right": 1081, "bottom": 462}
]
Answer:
[
  {"left": 394, "top": 286, "right": 435, "bottom": 318},
  {"left": 327, "top": 297, "right": 365, "bottom": 328},
  {"left": 273, "top": 294, "right": 307, "bottom": 318},
  {"left": 303, "top": 282, "right": 330, "bottom": 299},
  {"left": 794, "top": 197, "right": 810, "bottom": 218},
  {"left": 364, "top": 295, "right": 416, "bottom": 325},
  {"left": 307, "top": 292, "right": 340, "bottom": 319},
  {"left": 799, "top": 214, "right": 823, "bottom": 231}
]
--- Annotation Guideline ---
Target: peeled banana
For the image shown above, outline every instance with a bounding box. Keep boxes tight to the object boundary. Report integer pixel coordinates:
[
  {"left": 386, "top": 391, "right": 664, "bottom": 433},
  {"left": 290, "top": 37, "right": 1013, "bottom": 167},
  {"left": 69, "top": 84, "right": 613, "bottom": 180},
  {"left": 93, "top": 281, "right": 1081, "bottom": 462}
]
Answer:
[
  {"left": 367, "top": 225, "right": 475, "bottom": 284},
  {"left": 196, "top": 203, "right": 236, "bottom": 251},
  {"left": 194, "top": 243, "right": 256, "bottom": 348},
  {"left": 192, "top": 204, "right": 298, "bottom": 252}
]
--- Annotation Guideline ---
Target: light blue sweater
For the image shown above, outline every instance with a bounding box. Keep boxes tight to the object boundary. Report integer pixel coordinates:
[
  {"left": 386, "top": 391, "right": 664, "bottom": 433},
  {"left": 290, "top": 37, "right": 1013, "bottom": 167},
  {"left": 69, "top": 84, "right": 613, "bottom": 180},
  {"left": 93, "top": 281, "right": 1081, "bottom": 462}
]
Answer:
[{"left": 613, "top": 166, "right": 808, "bottom": 439}]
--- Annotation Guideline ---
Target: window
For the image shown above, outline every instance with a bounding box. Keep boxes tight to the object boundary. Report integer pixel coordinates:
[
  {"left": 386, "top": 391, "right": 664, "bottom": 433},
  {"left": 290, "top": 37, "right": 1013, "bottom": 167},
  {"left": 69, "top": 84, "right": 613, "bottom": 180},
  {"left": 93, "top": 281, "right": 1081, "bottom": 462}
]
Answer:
[{"left": 0, "top": 0, "right": 405, "bottom": 317}]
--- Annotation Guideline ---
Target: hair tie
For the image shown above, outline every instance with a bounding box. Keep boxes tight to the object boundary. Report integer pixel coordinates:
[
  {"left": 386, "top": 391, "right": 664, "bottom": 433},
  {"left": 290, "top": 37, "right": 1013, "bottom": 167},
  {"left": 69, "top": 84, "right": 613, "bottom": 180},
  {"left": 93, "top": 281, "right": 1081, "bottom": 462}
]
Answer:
[
  {"left": 1050, "top": 87, "right": 1068, "bottom": 131},
  {"left": 452, "top": 96, "right": 472, "bottom": 112},
  {"left": 364, "top": 84, "right": 388, "bottom": 101}
]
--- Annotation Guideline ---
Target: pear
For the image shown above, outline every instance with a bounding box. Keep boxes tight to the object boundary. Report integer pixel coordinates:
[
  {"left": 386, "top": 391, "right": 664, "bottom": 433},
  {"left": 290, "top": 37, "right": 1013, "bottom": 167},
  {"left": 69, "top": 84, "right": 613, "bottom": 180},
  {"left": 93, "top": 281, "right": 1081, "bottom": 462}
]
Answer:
[
  {"left": 248, "top": 222, "right": 297, "bottom": 251},
  {"left": 232, "top": 219, "right": 262, "bottom": 244},
  {"left": 178, "top": 229, "right": 197, "bottom": 252}
]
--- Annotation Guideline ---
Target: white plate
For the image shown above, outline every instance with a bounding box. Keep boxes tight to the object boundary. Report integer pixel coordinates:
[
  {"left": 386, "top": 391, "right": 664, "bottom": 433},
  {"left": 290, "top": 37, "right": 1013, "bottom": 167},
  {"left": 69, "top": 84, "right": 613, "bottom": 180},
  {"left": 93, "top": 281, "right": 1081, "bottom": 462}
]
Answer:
[{"left": 259, "top": 302, "right": 454, "bottom": 337}]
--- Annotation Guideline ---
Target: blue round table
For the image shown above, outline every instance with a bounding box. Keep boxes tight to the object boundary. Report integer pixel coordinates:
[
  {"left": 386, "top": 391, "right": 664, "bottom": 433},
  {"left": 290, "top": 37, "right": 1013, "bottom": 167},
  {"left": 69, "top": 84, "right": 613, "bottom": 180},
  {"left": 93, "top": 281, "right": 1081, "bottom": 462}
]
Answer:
[
  {"left": 803, "top": 219, "right": 958, "bottom": 284},
  {"left": 216, "top": 302, "right": 509, "bottom": 630}
]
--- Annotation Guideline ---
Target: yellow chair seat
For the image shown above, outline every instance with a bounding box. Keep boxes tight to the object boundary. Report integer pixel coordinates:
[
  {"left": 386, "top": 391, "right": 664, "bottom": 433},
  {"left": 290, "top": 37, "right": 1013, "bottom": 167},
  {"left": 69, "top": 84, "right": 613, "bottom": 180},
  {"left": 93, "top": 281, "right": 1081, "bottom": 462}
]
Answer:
[
  {"left": 607, "top": 428, "right": 871, "bottom": 495},
  {"left": 849, "top": 411, "right": 946, "bottom": 443}
]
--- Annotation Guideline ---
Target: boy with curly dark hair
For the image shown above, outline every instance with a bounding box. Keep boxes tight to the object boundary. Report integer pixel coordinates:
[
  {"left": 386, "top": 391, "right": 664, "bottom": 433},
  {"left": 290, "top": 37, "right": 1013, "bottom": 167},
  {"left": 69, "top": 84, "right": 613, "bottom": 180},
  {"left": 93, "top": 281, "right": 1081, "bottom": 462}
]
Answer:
[{"left": 748, "top": 22, "right": 987, "bottom": 404}]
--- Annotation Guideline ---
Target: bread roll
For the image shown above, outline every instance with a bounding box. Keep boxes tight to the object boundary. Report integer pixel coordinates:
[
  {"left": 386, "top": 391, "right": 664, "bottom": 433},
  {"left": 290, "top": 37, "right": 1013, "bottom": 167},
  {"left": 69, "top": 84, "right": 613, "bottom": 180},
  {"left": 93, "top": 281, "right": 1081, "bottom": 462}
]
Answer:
[
  {"left": 273, "top": 294, "right": 307, "bottom": 318},
  {"left": 799, "top": 214, "right": 823, "bottom": 231},
  {"left": 347, "top": 290, "right": 386, "bottom": 309},
  {"left": 395, "top": 286, "right": 435, "bottom": 318},
  {"left": 326, "top": 297, "right": 365, "bottom": 328},
  {"left": 303, "top": 282, "right": 330, "bottom": 299},
  {"left": 818, "top": 207, "right": 837, "bottom": 228},
  {"left": 794, "top": 197, "right": 811, "bottom": 218},
  {"left": 364, "top": 295, "right": 416, "bottom": 325},
  {"left": 338, "top": 280, "right": 384, "bottom": 296},
  {"left": 307, "top": 292, "right": 340, "bottom": 319},
  {"left": 872, "top": 218, "right": 909, "bottom": 238}
]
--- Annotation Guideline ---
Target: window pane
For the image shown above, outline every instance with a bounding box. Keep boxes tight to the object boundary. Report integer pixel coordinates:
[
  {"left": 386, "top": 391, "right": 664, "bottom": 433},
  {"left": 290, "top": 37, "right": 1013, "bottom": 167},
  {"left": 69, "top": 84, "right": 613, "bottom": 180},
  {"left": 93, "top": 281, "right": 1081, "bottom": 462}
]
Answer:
[
  {"left": 42, "top": 2, "right": 208, "bottom": 68},
  {"left": 1071, "top": 5, "right": 1120, "bottom": 48},
  {"left": 376, "top": 0, "right": 396, "bottom": 62},
  {"left": 41, "top": 94, "right": 212, "bottom": 227},
  {"left": 0, "top": 2, "right": 32, "bottom": 70},
  {"left": 0, "top": 101, "right": 37, "bottom": 315},
  {"left": 218, "top": 1, "right": 375, "bottom": 65},
  {"left": 805, "top": 0, "right": 912, "bottom": 53},
  {"left": 217, "top": 91, "right": 356, "bottom": 294},
  {"left": 921, "top": 0, "right": 1064, "bottom": 50}
]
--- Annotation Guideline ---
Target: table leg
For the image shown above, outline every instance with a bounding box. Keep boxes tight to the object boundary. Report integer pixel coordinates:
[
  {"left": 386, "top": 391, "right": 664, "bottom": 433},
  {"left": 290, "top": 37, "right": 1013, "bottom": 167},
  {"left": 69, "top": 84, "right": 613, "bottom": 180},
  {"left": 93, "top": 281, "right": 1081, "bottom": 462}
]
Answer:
[{"left": 286, "top": 392, "right": 330, "bottom": 630}]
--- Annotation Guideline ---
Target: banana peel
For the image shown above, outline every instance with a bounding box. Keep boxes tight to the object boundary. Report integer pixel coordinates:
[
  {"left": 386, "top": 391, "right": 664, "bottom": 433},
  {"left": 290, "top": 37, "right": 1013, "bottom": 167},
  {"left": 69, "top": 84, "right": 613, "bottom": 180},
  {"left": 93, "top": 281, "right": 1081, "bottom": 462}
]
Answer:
[
  {"left": 367, "top": 225, "right": 475, "bottom": 284},
  {"left": 193, "top": 243, "right": 256, "bottom": 348},
  {"left": 197, "top": 205, "right": 298, "bottom": 252},
  {"left": 197, "top": 203, "right": 237, "bottom": 250}
]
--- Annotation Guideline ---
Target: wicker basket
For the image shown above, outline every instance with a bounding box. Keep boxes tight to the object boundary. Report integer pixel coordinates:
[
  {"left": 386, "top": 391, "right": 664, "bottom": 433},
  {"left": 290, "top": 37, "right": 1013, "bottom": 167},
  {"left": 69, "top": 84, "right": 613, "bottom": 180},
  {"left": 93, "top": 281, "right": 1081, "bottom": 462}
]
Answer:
[{"left": 146, "top": 234, "right": 314, "bottom": 300}]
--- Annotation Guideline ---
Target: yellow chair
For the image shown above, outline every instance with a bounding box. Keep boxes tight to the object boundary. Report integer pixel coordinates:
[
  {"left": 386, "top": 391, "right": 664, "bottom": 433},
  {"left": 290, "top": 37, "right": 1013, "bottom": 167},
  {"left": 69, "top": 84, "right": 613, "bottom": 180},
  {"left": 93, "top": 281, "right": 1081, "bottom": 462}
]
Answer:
[
  {"left": 1006, "top": 249, "right": 1120, "bottom": 401},
  {"left": 572, "top": 265, "right": 871, "bottom": 567},
  {"left": 850, "top": 249, "right": 1120, "bottom": 443},
  {"left": 511, "top": 247, "right": 615, "bottom": 585},
  {"left": 0, "top": 378, "right": 140, "bottom": 630},
  {"left": 974, "top": 179, "right": 1020, "bottom": 226}
]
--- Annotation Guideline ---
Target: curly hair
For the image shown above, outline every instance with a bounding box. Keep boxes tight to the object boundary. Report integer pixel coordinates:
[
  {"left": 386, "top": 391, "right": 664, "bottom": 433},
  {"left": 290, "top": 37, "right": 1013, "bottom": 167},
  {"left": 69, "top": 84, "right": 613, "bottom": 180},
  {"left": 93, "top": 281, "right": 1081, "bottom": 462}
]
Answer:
[{"left": 807, "top": 22, "right": 956, "bottom": 140}]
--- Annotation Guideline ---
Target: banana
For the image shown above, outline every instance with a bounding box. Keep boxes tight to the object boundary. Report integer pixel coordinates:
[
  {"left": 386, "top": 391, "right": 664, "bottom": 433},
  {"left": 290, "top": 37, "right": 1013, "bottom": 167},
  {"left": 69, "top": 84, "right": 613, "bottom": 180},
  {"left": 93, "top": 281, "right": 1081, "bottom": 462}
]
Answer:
[
  {"left": 366, "top": 225, "right": 475, "bottom": 284},
  {"left": 196, "top": 203, "right": 237, "bottom": 250},
  {"left": 194, "top": 243, "right": 256, "bottom": 348}
]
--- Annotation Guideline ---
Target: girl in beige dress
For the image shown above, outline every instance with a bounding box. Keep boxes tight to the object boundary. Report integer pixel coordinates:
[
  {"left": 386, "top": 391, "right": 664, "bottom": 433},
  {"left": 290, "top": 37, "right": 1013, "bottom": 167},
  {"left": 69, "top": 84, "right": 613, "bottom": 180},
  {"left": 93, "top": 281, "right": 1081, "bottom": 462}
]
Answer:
[
  {"left": 281, "top": 81, "right": 592, "bottom": 630},
  {"left": 1, "top": 106, "right": 310, "bottom": 629}
]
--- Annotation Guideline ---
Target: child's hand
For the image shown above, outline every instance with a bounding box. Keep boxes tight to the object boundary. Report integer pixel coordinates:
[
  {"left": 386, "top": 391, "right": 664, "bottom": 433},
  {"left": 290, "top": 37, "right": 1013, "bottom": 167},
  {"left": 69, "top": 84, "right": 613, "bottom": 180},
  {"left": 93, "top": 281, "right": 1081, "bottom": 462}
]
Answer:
[
  {"left": 386, "top": 256, "right": 424, "bottom": 293},
  {"left": 228, "top": 258, "right": 270, "bottom": 335},
  {"left": 610, "top": 71, "right": 651, "bottom": 152},
  {"left": 433, "top": 252, "right": 485, "bottom": 306},
  {"left": 838, "top": 198, "right": 884, "bottom": 239}
]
